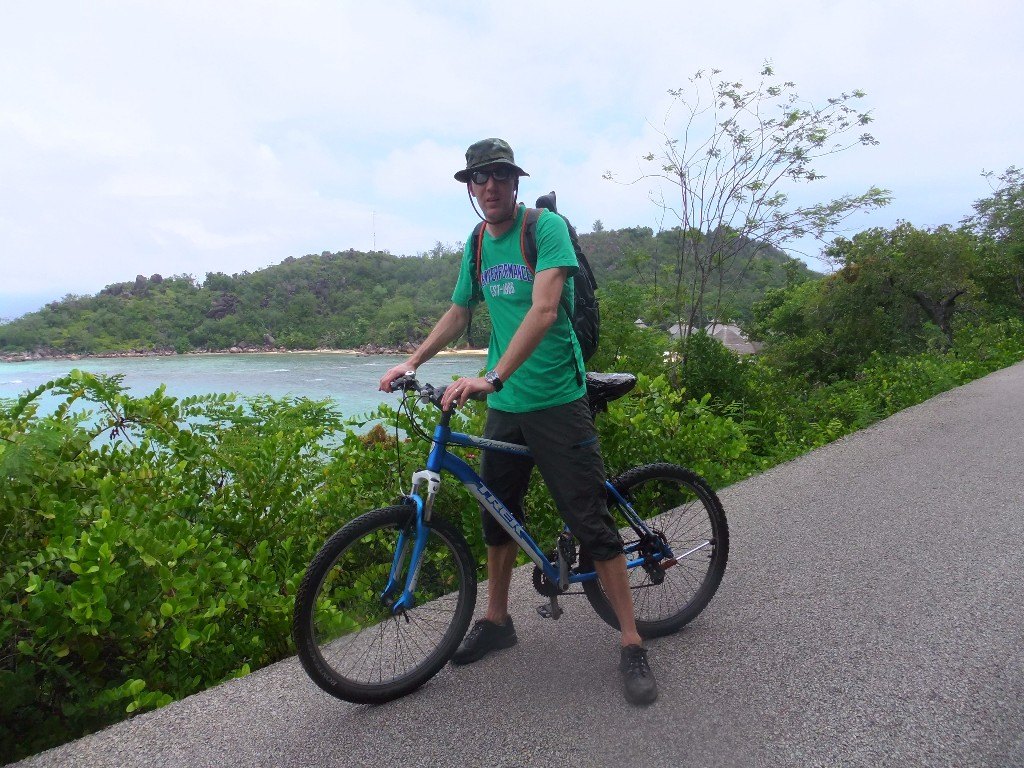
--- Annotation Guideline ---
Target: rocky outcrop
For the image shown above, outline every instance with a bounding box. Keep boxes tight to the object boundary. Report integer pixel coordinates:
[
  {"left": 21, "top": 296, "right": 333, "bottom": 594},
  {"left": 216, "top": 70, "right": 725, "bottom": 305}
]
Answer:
[
  {"left": 1, "top": 344, "right": 286, "bottom": 363},
  {"left": 353, "top": 342, "right": 419, "bottom": 356},
  {"left": 1, "top": 341, "right": 484, "bottom": 363}
]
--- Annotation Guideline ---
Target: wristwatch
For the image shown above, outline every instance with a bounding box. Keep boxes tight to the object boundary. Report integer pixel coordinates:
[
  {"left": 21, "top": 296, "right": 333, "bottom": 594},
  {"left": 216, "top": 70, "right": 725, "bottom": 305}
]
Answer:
[{"left": 484, "top": 370, "right": 503, "bottom": 392}]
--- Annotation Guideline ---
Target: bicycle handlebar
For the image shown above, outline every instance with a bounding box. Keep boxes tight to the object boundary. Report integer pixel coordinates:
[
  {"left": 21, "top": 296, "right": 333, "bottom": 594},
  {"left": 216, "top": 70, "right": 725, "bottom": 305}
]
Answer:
[
  {"left": 388, "top": 374, "right": 485, "bottom": 410},
  {"left": 389, "top": 373, "right": 421, "bottom": 393}
]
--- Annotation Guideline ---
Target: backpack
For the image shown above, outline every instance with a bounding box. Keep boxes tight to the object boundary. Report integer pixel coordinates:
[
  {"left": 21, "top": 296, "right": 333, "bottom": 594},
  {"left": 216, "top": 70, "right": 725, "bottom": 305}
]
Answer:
[{"left": 470, "top": 191, "right": 600, "bottom": 364}]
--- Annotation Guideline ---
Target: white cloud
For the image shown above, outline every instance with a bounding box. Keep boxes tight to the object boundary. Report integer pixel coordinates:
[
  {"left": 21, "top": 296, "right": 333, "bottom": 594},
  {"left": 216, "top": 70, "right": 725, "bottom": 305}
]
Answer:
[{"left": 0, "top": 0, "right": 1021, "bottom": 309}]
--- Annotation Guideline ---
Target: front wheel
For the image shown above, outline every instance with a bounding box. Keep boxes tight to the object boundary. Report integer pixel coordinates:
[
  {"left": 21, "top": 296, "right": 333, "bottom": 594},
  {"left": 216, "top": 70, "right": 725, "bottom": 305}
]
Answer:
[
  {"left": 293, "top": 505, "right": 477, "bottom": 703},
  {"left": 581, "top": 463, "right": 729, "bottom": 638}
]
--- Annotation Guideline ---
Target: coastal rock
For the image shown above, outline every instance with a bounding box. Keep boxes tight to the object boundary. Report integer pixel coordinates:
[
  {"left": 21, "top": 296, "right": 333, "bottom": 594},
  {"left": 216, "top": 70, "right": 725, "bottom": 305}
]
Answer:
[{"left": 1, "top": 342, "right": 478, "bottom": 364}]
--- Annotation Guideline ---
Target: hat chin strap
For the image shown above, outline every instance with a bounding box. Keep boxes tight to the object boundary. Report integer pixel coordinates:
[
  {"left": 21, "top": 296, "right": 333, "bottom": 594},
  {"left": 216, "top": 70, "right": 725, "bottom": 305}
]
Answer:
[{"left": 467, "top": 184, "right": 519, "bottom": 226}]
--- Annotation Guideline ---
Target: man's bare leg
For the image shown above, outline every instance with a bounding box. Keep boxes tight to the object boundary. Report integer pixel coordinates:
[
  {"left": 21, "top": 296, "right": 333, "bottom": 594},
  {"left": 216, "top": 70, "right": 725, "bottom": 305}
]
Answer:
[
  {"left": 483, "top": 540, "right": 519, "bottom": 623},
  {"left": 593, "top": 554, "right": 642, "bottom": 646},
  {"left": 594, "top": 554, "right": 657, "bottom": 704},
  {"left": 451, "top": 540, "right": 519, "bottom": 666}
]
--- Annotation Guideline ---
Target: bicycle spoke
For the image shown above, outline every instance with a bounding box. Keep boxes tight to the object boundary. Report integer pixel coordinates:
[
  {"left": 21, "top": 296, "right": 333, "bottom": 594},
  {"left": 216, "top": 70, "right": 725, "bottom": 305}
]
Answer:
[
  {"left": 582, "top": 464, "right": 728, "bottom": 638},
  {"left": 295, "top": 507, "right": 476, "bottom": 701}
]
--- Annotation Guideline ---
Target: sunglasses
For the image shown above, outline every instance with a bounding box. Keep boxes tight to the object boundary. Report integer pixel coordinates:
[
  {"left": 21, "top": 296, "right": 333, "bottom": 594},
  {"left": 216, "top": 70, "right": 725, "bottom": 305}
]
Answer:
[{"left": 470, "top": 167, "right": 514, "bottom": 185}]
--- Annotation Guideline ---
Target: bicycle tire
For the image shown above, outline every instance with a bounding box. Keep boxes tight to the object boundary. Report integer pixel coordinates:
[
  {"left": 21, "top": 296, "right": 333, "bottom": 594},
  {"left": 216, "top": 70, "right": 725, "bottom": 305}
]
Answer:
[
  {"left": 581, "top": 463, "right": 729, "bottom": 638},
  {"left": 293, "top": 505, "right": 477, "bottom": 703}
]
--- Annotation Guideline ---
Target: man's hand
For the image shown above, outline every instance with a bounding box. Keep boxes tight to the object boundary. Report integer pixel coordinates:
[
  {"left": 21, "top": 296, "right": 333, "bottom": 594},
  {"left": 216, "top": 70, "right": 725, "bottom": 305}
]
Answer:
[
  {"left": 379, "top": 363, "right": 416, "bottom": 393},
  {"left": 440, "top": 376, "right": 495, "bottom": 411},
  {"left": 377, "top": 304, "right": 471, "bottom": 393}
]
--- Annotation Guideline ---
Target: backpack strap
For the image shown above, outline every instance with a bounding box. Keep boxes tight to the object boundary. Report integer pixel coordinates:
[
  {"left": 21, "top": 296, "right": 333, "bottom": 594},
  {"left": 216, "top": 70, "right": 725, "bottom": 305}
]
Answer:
[
  {"left": 470, "top": 221, "right": 486, "bottom": 305},
  {"left": 472, "top": 209, "right": 535, "bottom": 302},
  {"left": 521, "top": 207, "right": 541, "bottom": 272}
]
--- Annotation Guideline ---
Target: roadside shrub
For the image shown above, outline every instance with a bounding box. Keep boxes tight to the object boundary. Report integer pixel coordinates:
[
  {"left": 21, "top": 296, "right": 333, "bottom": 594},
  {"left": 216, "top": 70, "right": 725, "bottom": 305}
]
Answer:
[
  {"left": 4, "top": 315, "right": 1023, "bottom": 762},
  {"left": 0, "top": 373, "right": 429, "bottom": 762},
  {"left": 598, "top": 374, "right": 755, "bottom": 488},
  {"left": 671, "top": 330, "right": 752, "bottom": 407}
]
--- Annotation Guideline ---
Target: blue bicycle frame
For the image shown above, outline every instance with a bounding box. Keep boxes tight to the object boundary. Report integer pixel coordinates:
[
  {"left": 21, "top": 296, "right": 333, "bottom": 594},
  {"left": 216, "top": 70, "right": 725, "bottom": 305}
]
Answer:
[{"left": 385, "top": 412, "right": 674, "bottom": 613}]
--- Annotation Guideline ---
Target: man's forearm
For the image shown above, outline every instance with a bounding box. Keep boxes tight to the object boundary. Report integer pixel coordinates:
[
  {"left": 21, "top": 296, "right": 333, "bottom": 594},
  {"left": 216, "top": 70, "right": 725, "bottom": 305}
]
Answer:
[
  {"left": 492, "top": 303, "right": 558, "bottom": 380},
  {"left": 407, "top": 304, "right": 470, "bottom": 368},
  {"left": 491, "top": 267, "right": 565, "bottom": 381}
]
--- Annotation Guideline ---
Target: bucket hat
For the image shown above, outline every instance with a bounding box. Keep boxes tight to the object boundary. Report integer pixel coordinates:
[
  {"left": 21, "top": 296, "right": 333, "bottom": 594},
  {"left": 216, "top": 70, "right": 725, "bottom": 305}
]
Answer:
[{"left": 454, "top": 138, "right": 529, "bottom": 182}]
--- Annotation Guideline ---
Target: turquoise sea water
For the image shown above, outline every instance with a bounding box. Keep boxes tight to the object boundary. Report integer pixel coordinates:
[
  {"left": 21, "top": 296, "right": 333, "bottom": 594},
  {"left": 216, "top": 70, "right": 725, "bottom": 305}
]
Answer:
[{"left": 0, "top": 352, "right": 487, "bottom": 420}]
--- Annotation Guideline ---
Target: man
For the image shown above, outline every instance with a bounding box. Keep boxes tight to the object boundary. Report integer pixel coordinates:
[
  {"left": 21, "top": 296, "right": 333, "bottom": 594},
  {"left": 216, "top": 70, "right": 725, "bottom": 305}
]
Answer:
[{"left": 378, "top": 138, "right": 657, "bottom": 705}]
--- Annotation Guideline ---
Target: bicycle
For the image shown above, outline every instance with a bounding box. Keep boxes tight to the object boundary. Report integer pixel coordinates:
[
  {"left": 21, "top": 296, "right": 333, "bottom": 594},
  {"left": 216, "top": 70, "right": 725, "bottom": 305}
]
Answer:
[{"left": 292, "top": 372, "right": 729, "bottom": 704}]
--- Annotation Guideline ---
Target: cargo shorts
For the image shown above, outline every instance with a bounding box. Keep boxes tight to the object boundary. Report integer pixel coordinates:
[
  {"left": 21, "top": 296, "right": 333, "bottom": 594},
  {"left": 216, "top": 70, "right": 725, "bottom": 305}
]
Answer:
[{"left": 478, "top": 396, "right": 624, "bottom": 561}]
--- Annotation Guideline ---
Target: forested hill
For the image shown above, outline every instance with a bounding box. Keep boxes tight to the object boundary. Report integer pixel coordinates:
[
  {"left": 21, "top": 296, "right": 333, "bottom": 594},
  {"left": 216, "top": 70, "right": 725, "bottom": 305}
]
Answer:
[{"left": 0, "top": 226, "right": 817, "bottom": 356}]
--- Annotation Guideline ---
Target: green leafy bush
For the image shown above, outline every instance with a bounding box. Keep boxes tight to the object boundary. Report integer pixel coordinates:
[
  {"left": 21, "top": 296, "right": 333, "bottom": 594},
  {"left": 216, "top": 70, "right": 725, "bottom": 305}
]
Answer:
[
  {"left": 670, "top": 330, "right": 753, "bottom": 406},
  {"left": 3, "top": 316, "right": 1023, "bottom": 762},
  {"left": 0, "top": 373, "right": 427, "bottom": 762},
  {"left": 598, "top": 374, "right": 754, "bottom": 488}
]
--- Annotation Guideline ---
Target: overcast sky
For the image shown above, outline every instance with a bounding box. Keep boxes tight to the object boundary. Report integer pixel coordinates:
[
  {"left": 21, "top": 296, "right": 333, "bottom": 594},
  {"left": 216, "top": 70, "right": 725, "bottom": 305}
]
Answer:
[{"left": 1, "top": 1, "right": 1021, "bottom": 319}]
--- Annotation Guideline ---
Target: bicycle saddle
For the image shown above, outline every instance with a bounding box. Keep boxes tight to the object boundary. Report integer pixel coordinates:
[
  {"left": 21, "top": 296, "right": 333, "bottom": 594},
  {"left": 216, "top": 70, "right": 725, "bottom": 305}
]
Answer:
[{"left": 585, "top": 372, "right": 637, "bottom": 413}]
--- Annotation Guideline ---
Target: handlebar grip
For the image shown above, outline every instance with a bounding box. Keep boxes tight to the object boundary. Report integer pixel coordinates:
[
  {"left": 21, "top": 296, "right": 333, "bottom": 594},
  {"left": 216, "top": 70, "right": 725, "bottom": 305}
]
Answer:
[
  {"left": 391, "top": 378, "right": 485, "bottom": 409},
  {"left": 390, "top": 373, "right": 418, "bottom": 392},
  {"left": 422, "top": 384, "right": 485, "bottom": 409}
]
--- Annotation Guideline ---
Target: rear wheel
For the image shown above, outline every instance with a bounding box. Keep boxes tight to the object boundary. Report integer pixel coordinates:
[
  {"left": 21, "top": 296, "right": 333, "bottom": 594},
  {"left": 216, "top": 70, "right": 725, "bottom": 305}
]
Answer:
[
  {"left": 581, "top": 463, "right": 728, "bottom": 638},
  {"left": 293, "top": 505, "right": 477, "bottom": 703}
]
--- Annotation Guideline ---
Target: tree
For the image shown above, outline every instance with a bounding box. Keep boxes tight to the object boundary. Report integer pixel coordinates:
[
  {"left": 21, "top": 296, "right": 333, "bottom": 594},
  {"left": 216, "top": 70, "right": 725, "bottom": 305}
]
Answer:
[
  {"left": 606, "top": 62, "right": 891, "bottom": 355},
  {"left": 829, "top": 223, "right": 980, "bottom": 347},
  {"left": 963, "top": 166, "right": 1024, "bottom": 311},
  {"left": 751, "top": 273, "right": 903, "bottom": 381},
  {"left": 966, "top": 166, "right": 1024, "bottom": 243},
  {"left": 588, "top": 283, "right": 672, "bottom": 378},
  {"left": 751, "top": 223, "right": 983, "bottom": 380}
]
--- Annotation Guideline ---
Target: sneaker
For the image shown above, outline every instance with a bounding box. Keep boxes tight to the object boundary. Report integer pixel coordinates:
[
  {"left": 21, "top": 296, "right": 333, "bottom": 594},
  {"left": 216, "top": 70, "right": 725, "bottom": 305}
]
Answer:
[
  {"left": 619, "top": 644, "right": 658, "bottom": 705},
  {"left": 451, "top": 617, "right": 517, "bottom": 666}
]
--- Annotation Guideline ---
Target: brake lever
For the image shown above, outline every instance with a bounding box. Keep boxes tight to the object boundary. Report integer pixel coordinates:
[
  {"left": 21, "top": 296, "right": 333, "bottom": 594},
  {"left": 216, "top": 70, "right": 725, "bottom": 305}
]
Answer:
[
  {"left": 413, "top": 382, "right": 484, "bottom": 410},
  {"left": 423, "top": 384, "right": 445, "bottom": 407},
  {"left": 390, "top": 372, "right": 419, "bottom": 393}
]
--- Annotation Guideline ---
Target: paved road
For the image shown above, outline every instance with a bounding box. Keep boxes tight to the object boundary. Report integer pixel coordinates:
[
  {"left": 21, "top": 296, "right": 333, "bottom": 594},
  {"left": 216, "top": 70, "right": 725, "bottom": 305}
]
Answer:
[{"left": 16, "top": 362, "right": 1024, "bottom": 768}]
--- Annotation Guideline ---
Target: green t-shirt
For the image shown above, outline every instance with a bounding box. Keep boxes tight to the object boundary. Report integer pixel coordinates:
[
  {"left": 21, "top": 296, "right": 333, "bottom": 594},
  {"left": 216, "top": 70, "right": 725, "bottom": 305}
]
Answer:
[{"left": 452, "top": 205, "right": 586, "bottom": 413}]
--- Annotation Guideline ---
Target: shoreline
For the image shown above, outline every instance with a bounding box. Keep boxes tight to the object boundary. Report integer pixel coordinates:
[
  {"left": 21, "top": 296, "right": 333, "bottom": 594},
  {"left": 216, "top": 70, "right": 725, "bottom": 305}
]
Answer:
[{"left": 0, "top": 345, "right": 488, "bottom": 364}]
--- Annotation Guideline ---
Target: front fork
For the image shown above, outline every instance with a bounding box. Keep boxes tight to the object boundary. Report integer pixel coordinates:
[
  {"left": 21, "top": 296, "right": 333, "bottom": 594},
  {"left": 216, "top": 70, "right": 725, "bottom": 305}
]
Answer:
[{"left": 381, "top": 470, "right": 441, "bottom": 614}]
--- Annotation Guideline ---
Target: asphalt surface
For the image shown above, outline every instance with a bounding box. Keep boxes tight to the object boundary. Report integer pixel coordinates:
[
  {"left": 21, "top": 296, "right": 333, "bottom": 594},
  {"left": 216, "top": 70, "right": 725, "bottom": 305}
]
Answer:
[{"left": 15, "top": 362, "right": 1024, "bottom": 768}]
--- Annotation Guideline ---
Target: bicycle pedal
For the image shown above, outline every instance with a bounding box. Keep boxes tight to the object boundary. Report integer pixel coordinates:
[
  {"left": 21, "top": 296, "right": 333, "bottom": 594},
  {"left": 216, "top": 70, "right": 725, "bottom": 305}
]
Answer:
[{"left": 536, "top": 597, "right": 563, "bottom": 620}]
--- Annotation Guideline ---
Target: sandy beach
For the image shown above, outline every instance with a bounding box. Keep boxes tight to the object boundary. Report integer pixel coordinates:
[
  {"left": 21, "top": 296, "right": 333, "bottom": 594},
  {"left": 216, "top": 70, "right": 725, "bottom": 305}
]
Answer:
[{"left": 1, "top": 346, "right": 488, "bottom": 364}]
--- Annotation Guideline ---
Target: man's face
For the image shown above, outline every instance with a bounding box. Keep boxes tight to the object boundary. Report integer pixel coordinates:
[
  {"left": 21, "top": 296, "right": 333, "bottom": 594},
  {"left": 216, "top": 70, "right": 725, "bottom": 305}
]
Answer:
[{"left": 469, "top": 165, "right": 518, "bottom": 222}]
